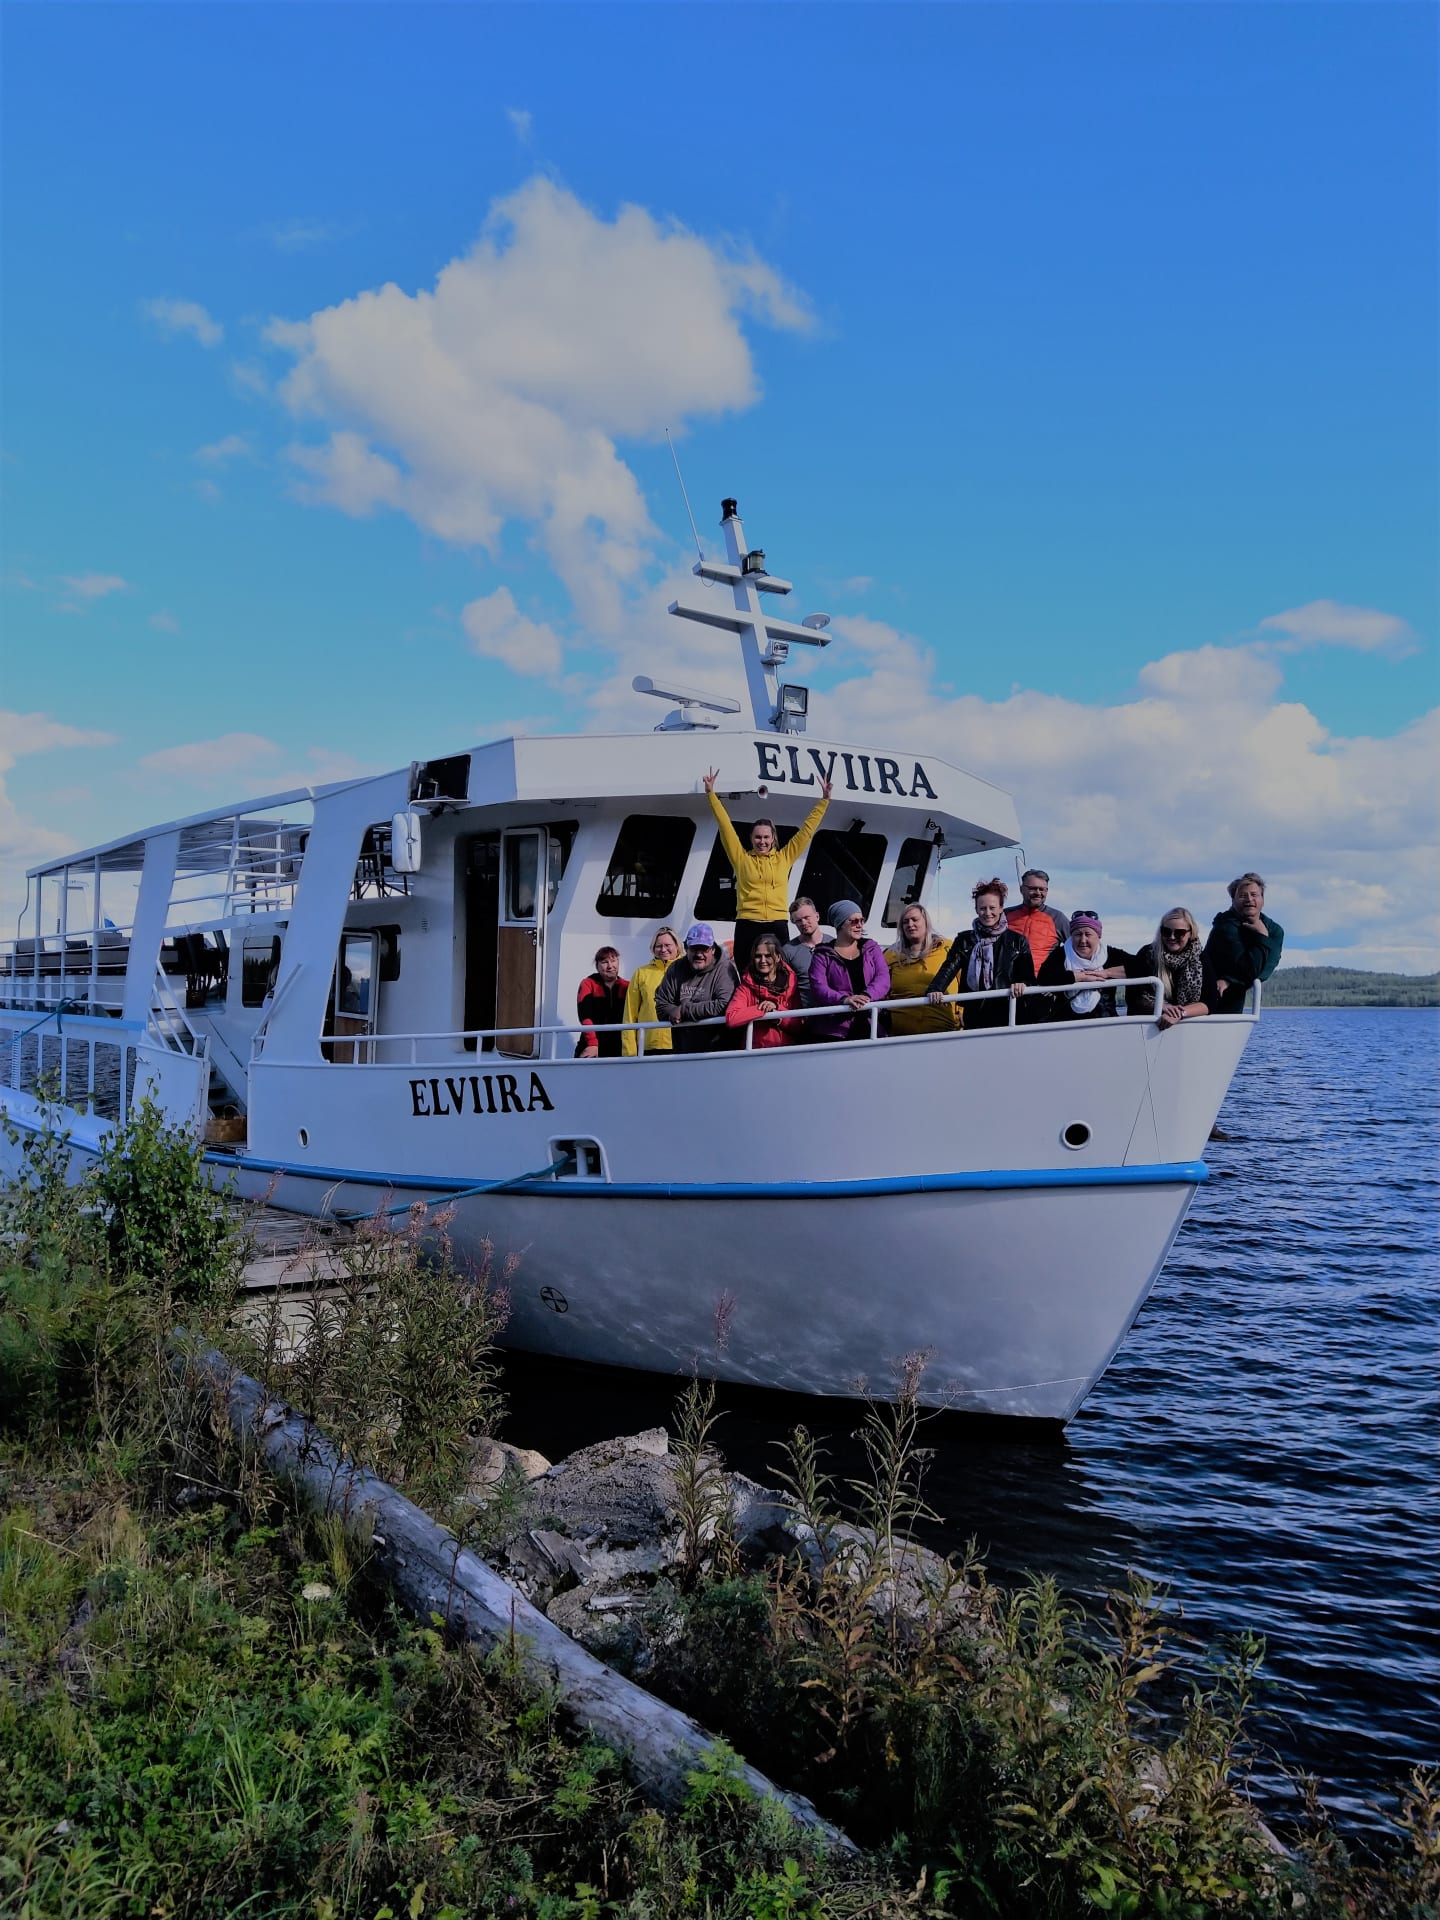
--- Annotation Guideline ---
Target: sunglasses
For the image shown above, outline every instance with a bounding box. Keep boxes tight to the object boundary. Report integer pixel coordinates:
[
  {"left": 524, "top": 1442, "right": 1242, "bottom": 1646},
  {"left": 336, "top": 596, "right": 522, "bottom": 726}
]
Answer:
[{"left": 1161, "top": 927, "right": 1191, "bottom": 941}]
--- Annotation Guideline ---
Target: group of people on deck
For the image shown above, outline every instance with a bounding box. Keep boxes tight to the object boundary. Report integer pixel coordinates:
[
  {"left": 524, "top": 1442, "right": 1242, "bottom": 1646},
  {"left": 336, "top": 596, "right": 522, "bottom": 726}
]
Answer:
[{"left": 574, "top": 777, "right": 1284, "bottom": 1056}]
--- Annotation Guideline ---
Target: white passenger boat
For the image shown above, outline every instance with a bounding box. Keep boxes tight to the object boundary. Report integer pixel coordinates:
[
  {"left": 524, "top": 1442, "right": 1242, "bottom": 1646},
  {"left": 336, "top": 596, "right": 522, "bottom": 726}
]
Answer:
[{"left": 0, "top": 499, "right": 1259, "bottom": 1421}]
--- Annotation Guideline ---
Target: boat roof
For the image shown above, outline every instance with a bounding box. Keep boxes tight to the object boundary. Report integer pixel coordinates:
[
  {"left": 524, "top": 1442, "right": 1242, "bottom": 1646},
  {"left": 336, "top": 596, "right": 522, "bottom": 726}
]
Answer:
[{"left": 29, "top": 728, "right": 1019, "bottom": 878}]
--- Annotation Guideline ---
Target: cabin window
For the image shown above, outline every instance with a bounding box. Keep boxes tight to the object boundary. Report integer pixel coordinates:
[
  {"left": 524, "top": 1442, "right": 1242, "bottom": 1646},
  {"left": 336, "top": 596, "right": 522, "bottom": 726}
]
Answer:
[
  {"left": 506, "top": 834, "right": 539, "bottom": 921},
  {"left": 883, "top": 838, "right": 935, "bottom": 926},
  {"left": 596, "top": 815, "right": 697, "bottom": 918},
  {"left": 336, "top": 931, "right": 376, "bottom": 1020},
  {"left": 796, "top": 829, "right": 888, "bottom": 922},
  {"left": 239, "top": 933, "right": 282, "bottom": 1007},
  {"left": 693, "top": 822, "right": 796, "bottom": 922}
]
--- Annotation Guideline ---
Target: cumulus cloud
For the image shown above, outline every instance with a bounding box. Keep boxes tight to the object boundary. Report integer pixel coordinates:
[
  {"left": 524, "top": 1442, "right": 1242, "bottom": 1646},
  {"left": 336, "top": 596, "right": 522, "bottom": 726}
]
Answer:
[
  {"left": 461, "top": 587, "right": 564, "bottom": 676},
  {"left": 142, "top": 297, "right": 223, "bottom": 348},
  {"left": 266, "top": 176, "right": 812, "bottom": 628},
  {"left": 804, "top": 616, "right": 1440, "bottom": 972},
  {"left": 1256, "top": 599, "right": 1418, "bottom": 656},
  {"left": 194, "top": 434, "right": 253, "bottom": 466},
  {"left": 506, "top": 107, "right": 533, "bottom": 144}
]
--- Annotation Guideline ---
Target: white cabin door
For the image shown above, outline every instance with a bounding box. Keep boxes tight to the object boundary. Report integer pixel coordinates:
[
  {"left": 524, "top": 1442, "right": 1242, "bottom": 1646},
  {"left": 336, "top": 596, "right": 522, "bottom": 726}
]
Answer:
[{"left": 496, "top": 828, "right": 548, "bottom": 1058}]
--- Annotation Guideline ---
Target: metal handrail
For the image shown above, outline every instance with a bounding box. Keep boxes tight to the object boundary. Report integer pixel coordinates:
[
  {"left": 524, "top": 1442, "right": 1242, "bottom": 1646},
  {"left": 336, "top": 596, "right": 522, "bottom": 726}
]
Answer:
[{"left": 310, "top": 973, "right": 1259, "bottom": 1065}]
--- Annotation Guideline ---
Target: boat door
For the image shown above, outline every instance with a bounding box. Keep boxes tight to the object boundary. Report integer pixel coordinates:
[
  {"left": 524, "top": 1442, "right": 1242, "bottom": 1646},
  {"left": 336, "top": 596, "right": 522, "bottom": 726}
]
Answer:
[
  {"left": 325, "top": 928, "right": 379, "bottom": 1062},
  {"left": 496, "top": 828, "right": 548, "bottom": 1058}
]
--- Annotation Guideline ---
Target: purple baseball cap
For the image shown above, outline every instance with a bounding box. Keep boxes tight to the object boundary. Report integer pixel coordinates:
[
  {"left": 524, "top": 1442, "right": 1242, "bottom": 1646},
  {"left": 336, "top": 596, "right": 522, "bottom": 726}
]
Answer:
[{"left": 684, "top": 923, "right": 715, "bottom": 949}]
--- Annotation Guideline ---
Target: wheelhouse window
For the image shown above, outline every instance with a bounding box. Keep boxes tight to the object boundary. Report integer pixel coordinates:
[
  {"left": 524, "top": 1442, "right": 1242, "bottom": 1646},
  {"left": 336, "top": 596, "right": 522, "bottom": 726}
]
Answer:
[
  {"left": 694, "top": 821, "right": 796, "bottom": 921},
  {"left": 796, "top": 829, "right": 888, "bottom": 922},
  {"left": 883, "top": 838, "right": 935, "bottom": 926},
  {"left": 506, "top": 835, "right": 539, "bottom": 921},
  {"left": 596, "top": 815, "right": 697, "bottom": 918}
]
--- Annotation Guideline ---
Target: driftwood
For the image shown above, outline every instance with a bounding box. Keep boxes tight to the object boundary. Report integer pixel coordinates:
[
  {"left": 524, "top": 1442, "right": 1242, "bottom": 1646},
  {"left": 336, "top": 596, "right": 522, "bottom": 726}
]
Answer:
[{"left": 183, "top": 1344, "right": 852, "bottom": 1849}]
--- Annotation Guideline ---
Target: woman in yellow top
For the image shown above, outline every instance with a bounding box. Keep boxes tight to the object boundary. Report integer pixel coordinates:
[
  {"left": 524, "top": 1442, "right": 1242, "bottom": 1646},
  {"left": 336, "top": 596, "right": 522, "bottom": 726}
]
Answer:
[
  {"left": 703, "top": 766, "right": 832, "bottom": 974},
  {"left": 620, "top": 926, "right": 682, "bottom": 1055},
  {"left": 884, "top": 903, "right": 961, "bottom": 1035}
]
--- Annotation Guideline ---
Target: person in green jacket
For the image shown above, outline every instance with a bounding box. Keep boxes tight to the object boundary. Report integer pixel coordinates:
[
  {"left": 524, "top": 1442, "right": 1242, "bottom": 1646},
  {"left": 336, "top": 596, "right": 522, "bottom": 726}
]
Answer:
[{"left": 1204, "top": 872, "right": 1284, "bottom": 1011}]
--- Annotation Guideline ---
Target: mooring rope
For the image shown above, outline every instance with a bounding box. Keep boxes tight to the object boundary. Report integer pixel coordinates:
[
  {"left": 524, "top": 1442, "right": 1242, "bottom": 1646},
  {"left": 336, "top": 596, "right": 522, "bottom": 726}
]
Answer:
[{"left": 334, "top": 1156, "right": 571, "bottom": 1222}]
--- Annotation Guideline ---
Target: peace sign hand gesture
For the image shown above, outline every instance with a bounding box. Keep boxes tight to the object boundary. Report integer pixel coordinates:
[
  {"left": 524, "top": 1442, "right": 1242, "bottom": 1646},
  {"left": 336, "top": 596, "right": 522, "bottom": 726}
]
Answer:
[{"left": 703, "top": 768, "right": 719, "bottom": 793}]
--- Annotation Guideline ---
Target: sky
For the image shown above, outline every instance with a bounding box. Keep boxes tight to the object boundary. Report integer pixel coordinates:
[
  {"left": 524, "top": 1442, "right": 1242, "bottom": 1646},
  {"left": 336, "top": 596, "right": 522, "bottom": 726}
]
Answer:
[{"left": 2, "top": 3, "right": 1437, "bottom": 970}]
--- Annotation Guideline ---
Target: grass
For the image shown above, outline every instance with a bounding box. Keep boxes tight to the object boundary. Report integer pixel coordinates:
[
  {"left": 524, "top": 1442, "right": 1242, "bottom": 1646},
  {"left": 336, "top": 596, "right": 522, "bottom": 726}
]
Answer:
[{"left": 2, "top": 1097, "right": 1436, "bottom": 1917}]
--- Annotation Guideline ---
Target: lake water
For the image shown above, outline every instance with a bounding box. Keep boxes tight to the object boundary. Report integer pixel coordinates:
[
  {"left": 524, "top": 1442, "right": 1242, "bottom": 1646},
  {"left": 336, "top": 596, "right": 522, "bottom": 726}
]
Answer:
[{"left": 499, "top": 1009, "right": 1440, "bottom": 1828}]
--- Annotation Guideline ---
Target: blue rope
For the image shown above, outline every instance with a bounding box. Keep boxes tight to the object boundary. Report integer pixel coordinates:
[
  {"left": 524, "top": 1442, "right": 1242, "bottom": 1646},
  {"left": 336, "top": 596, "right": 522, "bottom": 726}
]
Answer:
[
  {"left": 335, "top": 1156, "right": 569, "bottom": 1222},
  {"left": 0, "top": 997, "right": 88, "bottom": 1051}
]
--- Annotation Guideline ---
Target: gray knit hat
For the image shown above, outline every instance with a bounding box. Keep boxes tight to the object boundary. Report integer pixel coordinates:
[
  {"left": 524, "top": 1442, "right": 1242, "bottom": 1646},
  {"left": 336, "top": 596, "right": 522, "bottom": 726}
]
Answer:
[{"left": 827, "top": 899, "right": 863, "bottom": 930}]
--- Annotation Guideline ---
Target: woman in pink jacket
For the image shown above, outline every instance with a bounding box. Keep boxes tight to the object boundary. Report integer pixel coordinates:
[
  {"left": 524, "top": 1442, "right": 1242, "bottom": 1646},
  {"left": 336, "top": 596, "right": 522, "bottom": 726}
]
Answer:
[
  {"left": 725, "top": 934, "right": 801, "bottom": 1048},
  {"left": 808, "top": 899, "right": 890, "bottom": 1041}
]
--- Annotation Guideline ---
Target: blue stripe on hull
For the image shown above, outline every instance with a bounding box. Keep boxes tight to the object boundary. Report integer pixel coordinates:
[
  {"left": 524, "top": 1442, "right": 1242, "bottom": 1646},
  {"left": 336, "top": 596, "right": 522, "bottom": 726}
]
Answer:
[{"left": 210, "top": 1152, "right": 1209, "bottom": 1198}]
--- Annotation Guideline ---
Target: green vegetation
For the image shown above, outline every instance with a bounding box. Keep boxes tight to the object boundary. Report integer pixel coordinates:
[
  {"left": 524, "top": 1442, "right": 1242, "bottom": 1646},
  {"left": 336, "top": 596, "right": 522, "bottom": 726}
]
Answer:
[
  {"left": 3, "top": 1099, "right": 1437, "bottom": 1917},
  {"left": 1265, "top": 968, "right": 1439, "bottom": 1008}
]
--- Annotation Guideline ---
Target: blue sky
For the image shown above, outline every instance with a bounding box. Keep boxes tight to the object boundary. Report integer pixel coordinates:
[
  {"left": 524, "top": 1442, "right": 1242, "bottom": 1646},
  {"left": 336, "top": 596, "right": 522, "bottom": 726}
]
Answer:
[{"left": 3, "top": 3, "right": 1436, "bottom": 968}]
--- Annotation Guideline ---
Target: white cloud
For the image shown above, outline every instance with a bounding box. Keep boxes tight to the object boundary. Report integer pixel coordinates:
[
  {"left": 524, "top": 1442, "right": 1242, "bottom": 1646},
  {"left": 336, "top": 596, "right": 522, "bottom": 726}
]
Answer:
[
  {"left": 142, "top": 297, "right": 223, "bottom": 348},
  {"left": 139, "top": 732, "right": 281, "bottom": 778},
  {"left": 0, "top": 712, "right": 118, "bottom": 919},
  {"left": 267, "top": 176, "right": 813, "bottom": 628},
  {"left": 461, "top": 587, "right": 564, "bottom": 677},
  {"left": 230, "top": 360, "right": 270, "bottom": 397},
  {"left": 149, "top": 610, "right": 180, "bottom": 634},
  {"left": 805, "top": 616, "right": 1440, "bottom": 971},
  {"left": 506, "top": 107, "right": 533, "bottom": 145},
  {"left": 194, "top": 434, "right": 253, "bottom": 466},
  {"left": 193, "top": 478, "right": 222, "bottom": 504},
  {"left": 1256, "top": 599, "right": 1418, "bottom": 656},
  {"left": 841, "top": 575, "right": 874, "bottom": 594},
  {"left": 268, "top": 217, "right": 343, "bottom": 254},
  {"left": 60, "top": 573, "right": 127, "bottom": 601}
]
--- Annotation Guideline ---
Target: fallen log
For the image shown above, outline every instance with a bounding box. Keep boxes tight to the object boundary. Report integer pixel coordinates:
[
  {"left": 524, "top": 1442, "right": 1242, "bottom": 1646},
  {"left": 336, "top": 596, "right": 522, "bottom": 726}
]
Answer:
[{"left": 182, "top": 1343, "right": 853, "bottom": 1850}]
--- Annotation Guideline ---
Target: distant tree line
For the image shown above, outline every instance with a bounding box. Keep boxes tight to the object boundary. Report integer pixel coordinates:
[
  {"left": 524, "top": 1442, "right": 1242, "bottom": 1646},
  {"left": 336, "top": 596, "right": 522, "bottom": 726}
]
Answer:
[{"left": 1262, "top": 967, "right": 1440, "bottom": 1008}]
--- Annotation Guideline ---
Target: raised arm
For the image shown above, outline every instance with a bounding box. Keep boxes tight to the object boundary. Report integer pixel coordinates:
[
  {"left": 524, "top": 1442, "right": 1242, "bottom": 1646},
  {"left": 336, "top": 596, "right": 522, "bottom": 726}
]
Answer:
[
  {"left": 781, "top": 783, "right": 833, "bottom": 867},
  {"left": 705, "top": 787, "right": 745, "bottom": 870}
]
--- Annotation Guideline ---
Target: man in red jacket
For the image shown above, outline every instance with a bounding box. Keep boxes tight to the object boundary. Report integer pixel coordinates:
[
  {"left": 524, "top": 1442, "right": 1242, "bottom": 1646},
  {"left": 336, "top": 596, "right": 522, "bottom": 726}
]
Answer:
[{"left": 1005, "top": 869, "right": 1071, "bottom": 970}]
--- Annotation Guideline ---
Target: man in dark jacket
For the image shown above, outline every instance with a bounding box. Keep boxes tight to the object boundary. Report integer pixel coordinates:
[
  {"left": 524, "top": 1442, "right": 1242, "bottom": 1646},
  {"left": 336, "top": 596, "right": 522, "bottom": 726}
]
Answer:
[
  {"left": 1204, "top": 872, "right": 1284, "bottom": 1012},
  {"left": 654, "top": 923, "right": 741, "bottom": 1053}
]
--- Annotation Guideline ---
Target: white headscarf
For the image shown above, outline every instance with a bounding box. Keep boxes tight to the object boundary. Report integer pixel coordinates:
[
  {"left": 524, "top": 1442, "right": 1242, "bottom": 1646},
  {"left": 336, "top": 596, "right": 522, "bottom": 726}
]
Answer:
[{"left": 1062, "top": 935, "right": 1111, "bottom": 1016}]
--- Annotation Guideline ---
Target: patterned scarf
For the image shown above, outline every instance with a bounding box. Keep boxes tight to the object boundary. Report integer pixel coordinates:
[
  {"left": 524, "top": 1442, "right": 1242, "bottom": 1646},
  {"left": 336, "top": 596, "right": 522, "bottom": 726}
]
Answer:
[
  {"left": 966, "top": 919, "right": 1005, "bottom": 992},
  {"left": 1161, "top": 939, "right": 1204, "bottom": 1009}
]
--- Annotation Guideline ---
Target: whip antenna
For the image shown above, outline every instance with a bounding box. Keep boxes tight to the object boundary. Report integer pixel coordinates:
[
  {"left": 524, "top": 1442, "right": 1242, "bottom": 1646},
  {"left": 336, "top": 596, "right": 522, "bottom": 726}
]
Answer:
[{"left": 666, "top": 428, "right": 705, "bottom": 562}]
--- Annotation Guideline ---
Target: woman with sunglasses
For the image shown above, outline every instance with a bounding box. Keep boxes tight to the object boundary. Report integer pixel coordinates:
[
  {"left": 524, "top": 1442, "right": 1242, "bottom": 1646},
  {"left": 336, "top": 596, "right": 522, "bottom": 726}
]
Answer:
[{"left": 1127, "top": 909, "right": 1215, "bottom": 1026}]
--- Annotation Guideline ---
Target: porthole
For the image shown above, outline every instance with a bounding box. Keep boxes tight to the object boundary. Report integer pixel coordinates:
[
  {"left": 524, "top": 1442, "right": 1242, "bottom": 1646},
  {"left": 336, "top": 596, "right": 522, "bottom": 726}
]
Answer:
[
  {"left": 298, "top": 1127, "right": 310, "bottom": 1148},
  {"left": 1061, "top": 1122, "right": 1091, "bottom": 1151}
]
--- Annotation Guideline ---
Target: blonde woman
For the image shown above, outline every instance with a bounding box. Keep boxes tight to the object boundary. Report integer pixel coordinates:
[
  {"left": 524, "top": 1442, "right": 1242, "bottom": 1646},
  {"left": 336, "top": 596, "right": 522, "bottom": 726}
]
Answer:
[
  {"left": 1127, "top": 909, "right": 1214, "bottom": 1026},
  {"left": 884, "top": 903, "right": 960, "bottom": 1035},
  {"left": 620, "top": 926, "right": 682, "bottom": 1055}
]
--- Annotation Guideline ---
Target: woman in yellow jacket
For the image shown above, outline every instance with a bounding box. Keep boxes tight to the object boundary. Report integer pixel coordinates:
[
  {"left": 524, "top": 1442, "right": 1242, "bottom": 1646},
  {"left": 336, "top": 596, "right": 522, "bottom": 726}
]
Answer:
[
  {"left": 703, "top": 766, "right": 832, "bottom": 973},
  {"left": 884, "top": 904, "right": 961, "bottom": 1035},
  {"left": 620, "top": 926, "right": 682, "bottom": 1055}
]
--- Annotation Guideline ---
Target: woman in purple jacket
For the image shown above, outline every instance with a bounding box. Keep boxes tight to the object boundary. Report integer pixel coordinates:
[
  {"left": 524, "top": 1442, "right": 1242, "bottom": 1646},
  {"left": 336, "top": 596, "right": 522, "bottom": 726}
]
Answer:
[{"left": 809, "top": 899, "right": 890, "bottom": 1041}]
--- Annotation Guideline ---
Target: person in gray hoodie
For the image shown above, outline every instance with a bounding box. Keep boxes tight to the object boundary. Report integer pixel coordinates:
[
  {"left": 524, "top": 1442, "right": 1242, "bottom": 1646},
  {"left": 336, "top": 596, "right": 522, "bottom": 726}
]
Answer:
[{"left": 654, "top": 922, "right": 741, "bottom": 1053}]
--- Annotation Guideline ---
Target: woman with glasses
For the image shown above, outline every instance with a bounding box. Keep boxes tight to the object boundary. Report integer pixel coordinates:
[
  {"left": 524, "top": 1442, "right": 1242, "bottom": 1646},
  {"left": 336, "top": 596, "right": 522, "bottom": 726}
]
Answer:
[
  {"left": 810, "top": 900, "right": 891, "bottom": 1041},
  {"left": 1127, "top": 910, "right": 1215, "bottom": 1025},
  {"left": 620, "top": 926, "right": 682, "bottom": 1055}
]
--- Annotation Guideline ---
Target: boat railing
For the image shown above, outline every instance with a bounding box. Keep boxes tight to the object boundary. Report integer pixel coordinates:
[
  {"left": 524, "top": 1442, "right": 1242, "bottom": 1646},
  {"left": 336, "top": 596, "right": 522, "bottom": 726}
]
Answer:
[
  {"left": 0, "top": 1000, "right": 210, "bottom": 1132},
  {"left": 306, "top": 975, "right": 1259, "bottom": 1065}
]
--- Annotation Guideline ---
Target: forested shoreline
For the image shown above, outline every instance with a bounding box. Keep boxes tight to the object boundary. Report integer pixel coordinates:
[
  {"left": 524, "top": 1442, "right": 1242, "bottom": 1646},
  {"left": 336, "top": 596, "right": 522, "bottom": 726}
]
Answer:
[{"left": 1264, "top": 967, "right": 1439, "bottom": 1009}]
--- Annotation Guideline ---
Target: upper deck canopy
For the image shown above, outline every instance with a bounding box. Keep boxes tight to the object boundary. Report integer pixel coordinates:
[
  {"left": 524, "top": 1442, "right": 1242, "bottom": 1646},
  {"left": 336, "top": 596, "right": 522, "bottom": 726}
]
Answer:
[{"left": 28, "top": 727, "right": 1019, "bottom": 881}]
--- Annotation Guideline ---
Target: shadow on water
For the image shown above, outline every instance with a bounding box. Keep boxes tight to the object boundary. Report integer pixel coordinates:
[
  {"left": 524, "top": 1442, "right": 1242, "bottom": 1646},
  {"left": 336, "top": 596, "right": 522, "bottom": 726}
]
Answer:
[{"left": 497, "top": 1347, "right": 1142, "bottom": 1597}]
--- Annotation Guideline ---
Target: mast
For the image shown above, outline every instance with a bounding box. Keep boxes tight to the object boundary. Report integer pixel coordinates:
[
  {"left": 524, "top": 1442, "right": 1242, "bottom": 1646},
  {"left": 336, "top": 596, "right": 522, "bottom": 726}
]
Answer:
[{"left": 663, "top": 499, "right": 831, "bottom": 732}]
